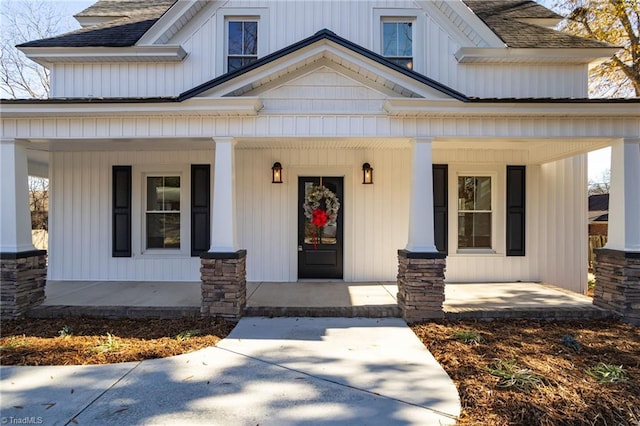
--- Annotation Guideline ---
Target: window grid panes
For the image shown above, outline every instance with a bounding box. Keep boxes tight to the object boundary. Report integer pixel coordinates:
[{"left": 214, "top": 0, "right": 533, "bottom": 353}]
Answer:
[
  {"left": 228, "top": 21, "right": 258, "bottom": 72},
  {"left": 146, "top": 176, "right": 180, "bottom": 249},
  {"left": 458, "top": 176, "right": 492, "bottom": 249},
  {"left": 382, "top": 21, "right": 413, "bottom": 69}
]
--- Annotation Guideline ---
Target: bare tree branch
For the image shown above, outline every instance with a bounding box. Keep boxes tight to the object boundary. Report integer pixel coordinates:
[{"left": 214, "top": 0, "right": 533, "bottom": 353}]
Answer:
[{"left": 0, "top": 0, "right": 79, "bottom": 99}]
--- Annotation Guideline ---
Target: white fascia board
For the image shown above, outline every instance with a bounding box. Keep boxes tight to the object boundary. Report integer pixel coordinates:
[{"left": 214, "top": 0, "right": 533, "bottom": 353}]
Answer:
[
  {"left": 19, "top": 46, "right": 187, "bottom": 66},
  {"left": 137, "top": 0, "right": 207, "bottom": 45},
  {"left": 384, "top": 98, "right": 640, "bottom": 117},
  {"left": 442, "top": 0, "right": 506, "bottom": 48},
  {"left": 0, "top": 98, "right": 263, "bottom": 118},
  {"left": 455, "top": 47, "right": 620, "bottom": 64},
  {"left": 74, "top": 16, "right": 123, "bottom": 28}
]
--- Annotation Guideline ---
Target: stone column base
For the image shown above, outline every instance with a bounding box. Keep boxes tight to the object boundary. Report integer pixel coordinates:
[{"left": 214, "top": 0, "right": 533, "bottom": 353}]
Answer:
[
  {"left": 200, "top": 250, "right": 247, "bottom": 320},
  {"left": 594, "top": 248, "right": 640, "bottom": 325},
  {"left": 1, "top": 250, "right": 47, "bottom": 320},
  {"left": 397, "top": 249, "right": 446, "bottom": 323}
]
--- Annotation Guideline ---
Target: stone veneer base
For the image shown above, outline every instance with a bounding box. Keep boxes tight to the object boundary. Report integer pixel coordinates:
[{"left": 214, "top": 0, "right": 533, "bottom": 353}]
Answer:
[
  {"left": 1, "top": 250, "right": 47, "bottom": 320},
  {"left": 200, "top": 250, "right": 247, "bottom": 320},
  {"left": 397, "top": 249, "right": 446, "bottom": 323},
  {"left": 593, "top": 248, "right": 640, "bottom": 325}
]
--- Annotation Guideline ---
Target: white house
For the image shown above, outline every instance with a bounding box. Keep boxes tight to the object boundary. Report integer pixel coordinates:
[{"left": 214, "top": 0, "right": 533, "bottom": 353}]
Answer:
[{"left": 1, "top": 0, "right": 639, "bottom": 322}]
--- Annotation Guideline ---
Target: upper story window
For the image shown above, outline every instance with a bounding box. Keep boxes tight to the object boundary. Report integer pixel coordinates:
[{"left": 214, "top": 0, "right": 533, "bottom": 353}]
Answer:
[
  {"left": 227, "top": 20, "right": 258, "bottom": 72},
  {"left": 146, "top": 175, "right": 181, "bottom": 250},
  {"left": 457, "top": 176, "right": 492, "bottom": 249},
  {"left": 382, "top": 20, "right": 413, "bottom": 69}
]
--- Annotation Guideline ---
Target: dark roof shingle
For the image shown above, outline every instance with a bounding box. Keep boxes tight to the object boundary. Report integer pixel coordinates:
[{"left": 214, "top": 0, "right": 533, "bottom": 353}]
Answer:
[
  {"left": 18, "top": 1, "right": 176, "bottom": 48},
  {"left": 19, "top": 0, "right": 614, "bottom": 50},
  {"left": 589, "top": 194, "right": 609, "bottom": 211},
  {"left": 463, "top": 0, "right": 614, "bottom": 48}
]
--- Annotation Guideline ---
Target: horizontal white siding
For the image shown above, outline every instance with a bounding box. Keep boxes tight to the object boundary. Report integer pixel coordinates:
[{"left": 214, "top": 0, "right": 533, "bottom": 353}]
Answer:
[
  {"left": 4, "top": 116, "right": 638, "bottom": 140},
  {"left": 50, "top": 0, "right": 588, "bottom": 99}
]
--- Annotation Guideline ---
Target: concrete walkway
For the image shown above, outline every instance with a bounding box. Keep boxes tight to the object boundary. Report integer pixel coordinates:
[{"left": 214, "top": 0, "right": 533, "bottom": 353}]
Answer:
[{"left": 0, "top": 318, "right": 461, "bottom": 425}]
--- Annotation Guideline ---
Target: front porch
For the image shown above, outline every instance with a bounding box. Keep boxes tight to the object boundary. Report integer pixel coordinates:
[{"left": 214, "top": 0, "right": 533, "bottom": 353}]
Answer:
[{"left": 27, "top": 280, "right": 609, "bottom": 321}]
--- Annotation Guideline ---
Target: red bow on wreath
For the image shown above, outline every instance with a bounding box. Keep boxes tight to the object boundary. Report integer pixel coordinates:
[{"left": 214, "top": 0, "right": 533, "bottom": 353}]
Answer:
[
  {"left": 311, "top": 208, "right": 328, "bottom": 249},
  {"left": 311, "top": 208, "right": 328, "bottom": 227}
]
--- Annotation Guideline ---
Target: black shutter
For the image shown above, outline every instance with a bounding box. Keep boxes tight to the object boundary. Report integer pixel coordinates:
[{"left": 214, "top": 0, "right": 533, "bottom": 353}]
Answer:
[
  {"left": 506, "top": 165, "right": 526, "bottom": 256},
  {"left": 433, "top": 164, "right": 448, "bottom": 253},
  {"left": 112, "top": 166, "right": 132, "bottom": 257},
  {"left": 191, "top": 164, "right": 211, "bottom": 256}
]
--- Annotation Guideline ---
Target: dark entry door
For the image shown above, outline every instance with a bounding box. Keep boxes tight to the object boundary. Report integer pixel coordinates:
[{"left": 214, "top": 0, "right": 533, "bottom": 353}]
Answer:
[{"left": 298, "top": 176, "right": 344, "bottom": 279}]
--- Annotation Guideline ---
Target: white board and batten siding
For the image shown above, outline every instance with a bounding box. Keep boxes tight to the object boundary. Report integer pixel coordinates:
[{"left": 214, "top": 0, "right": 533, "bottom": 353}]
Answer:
[
  {"left": 50, "top": 0, "right": 588, "bottom": 99},
  {"left": 48, "top": 150, "right": 212, "bottom": 281},
  {"left": 48, "top": 143, "right": 586, "bottom": 290}
]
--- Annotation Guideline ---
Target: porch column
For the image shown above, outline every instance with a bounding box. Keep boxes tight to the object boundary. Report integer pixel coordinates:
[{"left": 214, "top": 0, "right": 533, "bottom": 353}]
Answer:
[
  {"left": 200, "top": 137, "right": 246, "bottom": 320},
  {"left": 594, "top": 138, "right": 640, "bottom": 324},
  {"left": 397, "top": 137, "right": 446, "bottom": 323},
  {"left": 0, "top": 139, "right": 47, "bottom": 319}
]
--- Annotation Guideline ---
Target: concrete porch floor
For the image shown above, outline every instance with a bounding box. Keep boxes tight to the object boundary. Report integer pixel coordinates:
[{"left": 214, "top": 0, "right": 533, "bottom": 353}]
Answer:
[{"left": 28, "top": 280, "right": 611, "bottom": 320}]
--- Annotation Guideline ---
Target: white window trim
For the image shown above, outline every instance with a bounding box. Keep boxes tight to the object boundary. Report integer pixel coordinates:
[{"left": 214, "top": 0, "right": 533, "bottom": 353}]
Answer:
[
  {"left": 216, "top": 8, "right": 269, "bottom": 76},
  {"left": 372, "top": 8, "right": 424, "bottom": 74},
  {"left": 135, "top": 165, "right": 190, "bottom": 257},
  {"left": 454, "top": 171, "right": 498, "bottom": 255}
]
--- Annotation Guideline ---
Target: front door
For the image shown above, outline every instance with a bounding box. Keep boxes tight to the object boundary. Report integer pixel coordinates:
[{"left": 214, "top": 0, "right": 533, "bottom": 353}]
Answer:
[{"left": 298, "top": 176, "right": 344, "bottom": 279}]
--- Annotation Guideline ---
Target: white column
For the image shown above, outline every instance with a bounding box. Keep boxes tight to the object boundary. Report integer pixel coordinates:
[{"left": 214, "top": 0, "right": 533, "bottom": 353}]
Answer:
[
  {"left": 209, "top": 137, "right": 239, "bottom": 252},
  {"left": 606, "top": 138, "right": 640, "bottom": 252},
  {"left": 405, "top": 137, "right": 438, "bottom": 252},
  {"left": 0, "top": 139, "right": 36, "bottom": 253}
]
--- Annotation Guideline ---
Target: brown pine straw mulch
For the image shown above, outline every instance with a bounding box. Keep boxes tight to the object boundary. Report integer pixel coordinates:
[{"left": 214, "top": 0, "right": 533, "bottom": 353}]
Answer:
[
  {"left": 1, "top": 317, "right": 638, "bottom": 425},
  {"left": 411, "top": 319, "right": 640, "bottom": 426},
  {"left": 0, "top": 317, "right": 234, "bottom": 366}
]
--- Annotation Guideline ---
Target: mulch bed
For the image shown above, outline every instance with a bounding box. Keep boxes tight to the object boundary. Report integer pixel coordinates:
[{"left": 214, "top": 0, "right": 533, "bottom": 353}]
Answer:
[
  {"left": 0, "top": 317, "right": 234, "bottom": 366},
  {"left": 411, "top": 319, "right": 640, "bottom": 426},
  {"left": 1, "top": 317, "right": 638, "bottom": 425}
]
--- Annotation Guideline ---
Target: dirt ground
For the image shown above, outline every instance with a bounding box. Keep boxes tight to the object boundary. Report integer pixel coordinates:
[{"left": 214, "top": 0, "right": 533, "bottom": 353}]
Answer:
[{"left": 1, "top": 317, "right": 638, "bottom": 425}]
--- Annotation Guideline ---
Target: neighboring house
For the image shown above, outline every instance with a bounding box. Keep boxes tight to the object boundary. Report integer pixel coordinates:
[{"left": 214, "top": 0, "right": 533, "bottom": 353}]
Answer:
[
  {"left": 1, "top": 0, "right": 639, "bottom": 322},
  {"left": 588, "top": 193, "right": 608, "bottom": 236}
]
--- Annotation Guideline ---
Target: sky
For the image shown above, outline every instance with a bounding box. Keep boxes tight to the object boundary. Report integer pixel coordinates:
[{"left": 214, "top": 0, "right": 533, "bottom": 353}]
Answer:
[{"left": 22, "top": 0, "right": 614, "bottom": 183}]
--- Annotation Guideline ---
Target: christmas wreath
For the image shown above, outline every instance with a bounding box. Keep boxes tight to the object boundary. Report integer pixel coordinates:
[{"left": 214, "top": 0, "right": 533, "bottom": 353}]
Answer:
[{"left": 303, "top": 185, "right": 340, "bottom": 227}]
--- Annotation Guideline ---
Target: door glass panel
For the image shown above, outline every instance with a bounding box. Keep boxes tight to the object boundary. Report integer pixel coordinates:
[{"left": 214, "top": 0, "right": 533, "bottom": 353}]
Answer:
[{"left": 303, "top": 181, "right": 339, "bottom": 245}]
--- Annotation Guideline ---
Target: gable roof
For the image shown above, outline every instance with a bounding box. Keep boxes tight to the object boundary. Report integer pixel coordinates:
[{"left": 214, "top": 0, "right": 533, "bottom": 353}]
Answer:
[
  {"left": 18, "top": 0, "right": 611, "bottom": 50},
  {"left": 179, "top": 29, "right": 468, "bottom": 101}
]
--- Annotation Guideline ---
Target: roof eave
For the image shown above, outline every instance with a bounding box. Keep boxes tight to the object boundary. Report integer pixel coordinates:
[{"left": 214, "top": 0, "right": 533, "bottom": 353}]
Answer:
[
  {"left": 0, "top": 97, "right": 263, "bottom": 118},
  {"left": 385, "top": 98, "right": 640, "bottom": 117},
  {"left": 455, "top": 47, "right": 620, "bottom": 64},
  {"left": 18, "top": 46, "right": 187, "bottom": 66}
]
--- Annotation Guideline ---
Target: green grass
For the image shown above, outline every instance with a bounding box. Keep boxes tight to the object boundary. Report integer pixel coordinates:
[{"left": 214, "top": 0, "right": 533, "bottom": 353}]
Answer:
[
  {"left": 451, "top": 330, "right": 483, "bottom": 344},
  {"left": 175, "top": 329, "right": 201, "bottom": 341},
  {"left": 93, "top": 333, "right": 122, "bottom": 353},
  {"left": 486, "top": 359, "right": 546, "bottom": 392},
  {"left": 58, "top": 325, "right": 73, "bottom": 337},
  {"left": 585, "top": 363, "right": 627, "bottom": 383}
]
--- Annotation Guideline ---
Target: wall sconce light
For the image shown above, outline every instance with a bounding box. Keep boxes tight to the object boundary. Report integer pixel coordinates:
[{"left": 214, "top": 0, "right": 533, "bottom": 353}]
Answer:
[
  {"left": 362, "top": 163, "right": 374, "bottom": 184},
  {"left": 272, "top": 162, "right": 283, "bottom": 184}
]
